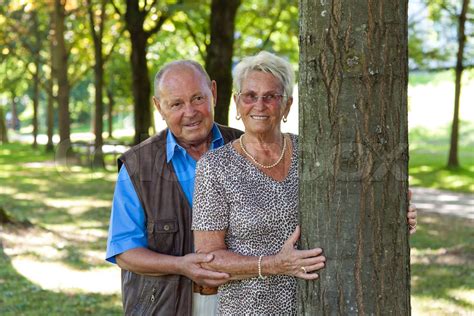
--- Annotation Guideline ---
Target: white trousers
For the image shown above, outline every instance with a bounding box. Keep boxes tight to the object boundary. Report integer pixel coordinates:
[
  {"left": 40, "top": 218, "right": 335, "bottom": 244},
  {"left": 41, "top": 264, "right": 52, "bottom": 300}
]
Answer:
[{"left": 192, "top": 293, "right": 218, "bottom": 316}]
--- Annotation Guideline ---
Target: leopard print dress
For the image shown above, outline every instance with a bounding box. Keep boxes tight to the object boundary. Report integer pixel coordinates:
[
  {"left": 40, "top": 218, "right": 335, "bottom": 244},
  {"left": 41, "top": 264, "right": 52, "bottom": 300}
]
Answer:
[{"left": 192, "top": 133, "right": 298, "bottom": 315}]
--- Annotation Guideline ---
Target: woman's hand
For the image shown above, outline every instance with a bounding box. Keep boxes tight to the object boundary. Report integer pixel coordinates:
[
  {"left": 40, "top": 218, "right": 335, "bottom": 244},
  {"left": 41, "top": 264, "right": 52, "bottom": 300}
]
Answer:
[
  {"left": 408, "top": 190, "right": 417, "bottom": 235},
  {"left": 272, "top": 226, "right": 326, "bottom": 280}
]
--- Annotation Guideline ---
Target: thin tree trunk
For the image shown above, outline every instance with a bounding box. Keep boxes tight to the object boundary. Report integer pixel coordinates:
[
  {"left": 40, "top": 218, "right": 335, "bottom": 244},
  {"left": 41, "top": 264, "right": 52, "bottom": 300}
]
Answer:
[
  {"left": 46, "top": 31, "right": 55, "bottom": 153},
  {"left": 32, "top": 64, "right": 40, "bottom": 148},
  {"left": 32, "top": 10, "right": 41, "bottom": 148},
  {"left": 120, "top": 0, "right": 168, "bottom": 144},
  {"left": 130, "top": 31, "right": 151, "bottom": 144},
  {"left": 298, "top": 1, "right": 410, "bottom": 314},
  {"left": 107, "top": 88, "right": 114, "bottom": 138},
  {"left": 0, "top": 106, "right": 8, "bottom": 144},
  {"left": 205, "top": 0, "right": 241, "bottom": 125},
  {"left": 10, "top": 94, "right": 19, "bottom": 131},
  {"left": 447, "top": 0, "right": 470, "bottom": 169},
  {"left": 87, "top": 0, "right": 106, "bottom": 168},
  {"left": 53, "top": 0, "right": 71, "bottom": 158}
]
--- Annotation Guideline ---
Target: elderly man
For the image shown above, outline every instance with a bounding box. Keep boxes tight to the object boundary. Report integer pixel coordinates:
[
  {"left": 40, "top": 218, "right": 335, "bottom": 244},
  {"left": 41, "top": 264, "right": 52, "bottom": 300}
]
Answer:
[
  {"left": 106, "top": 60, "right": 242, "bottom": 315},
  {"left": 106, "top": 59, "right": 417, "bottom": 315}
]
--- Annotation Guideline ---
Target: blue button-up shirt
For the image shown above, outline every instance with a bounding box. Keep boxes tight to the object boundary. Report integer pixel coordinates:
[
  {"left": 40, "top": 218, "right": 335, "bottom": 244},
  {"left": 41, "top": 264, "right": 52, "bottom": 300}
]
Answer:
[{"left": 105, "top": 124, "right": 224, "bottom": 263}]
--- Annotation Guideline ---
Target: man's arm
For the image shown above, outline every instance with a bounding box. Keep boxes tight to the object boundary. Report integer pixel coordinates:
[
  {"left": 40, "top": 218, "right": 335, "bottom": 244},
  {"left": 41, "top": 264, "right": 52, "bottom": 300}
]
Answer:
[
  {"left": 116, "top": 248, "right": 229, "bottom": 287},
  {"left": 106, "top": 166, "right": 229, "bottom": 286}
]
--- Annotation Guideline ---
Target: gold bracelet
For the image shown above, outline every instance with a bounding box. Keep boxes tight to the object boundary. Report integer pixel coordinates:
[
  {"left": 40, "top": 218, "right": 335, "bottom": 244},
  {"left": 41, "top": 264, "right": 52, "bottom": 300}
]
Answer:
[{"left": 258, "top": 255, "right": 267, "bottom": 280}]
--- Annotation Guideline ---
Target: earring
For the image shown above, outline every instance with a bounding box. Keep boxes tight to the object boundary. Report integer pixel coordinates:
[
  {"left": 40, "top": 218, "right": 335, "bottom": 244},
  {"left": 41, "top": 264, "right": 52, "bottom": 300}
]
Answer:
[
  {"left": 282, "top": 117, "right": 287, "bottom": 123},
  {"left": 236, "top": 113, "right": 241, "bottom": 120}
]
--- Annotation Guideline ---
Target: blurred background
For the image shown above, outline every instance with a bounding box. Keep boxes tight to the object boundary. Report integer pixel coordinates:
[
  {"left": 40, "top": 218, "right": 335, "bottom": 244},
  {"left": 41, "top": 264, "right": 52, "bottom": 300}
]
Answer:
[{"left": 0, "top": 0, "right": 473, "bottom": 314}]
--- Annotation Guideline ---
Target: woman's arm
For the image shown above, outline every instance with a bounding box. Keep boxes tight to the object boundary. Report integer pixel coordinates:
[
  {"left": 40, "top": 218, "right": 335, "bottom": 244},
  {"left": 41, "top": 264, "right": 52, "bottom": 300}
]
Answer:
[{"left": 194, "top": 226, "right": 326, "bottom": 280}]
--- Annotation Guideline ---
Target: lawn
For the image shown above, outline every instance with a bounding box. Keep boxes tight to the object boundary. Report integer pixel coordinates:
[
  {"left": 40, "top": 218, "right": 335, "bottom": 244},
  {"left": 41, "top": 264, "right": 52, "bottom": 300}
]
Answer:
[
  {"left": 0, "top": 143, "right": 122, "bottom": 315},
  {"left": 1, "top": 142, "right": 473, "bottom": 314}
]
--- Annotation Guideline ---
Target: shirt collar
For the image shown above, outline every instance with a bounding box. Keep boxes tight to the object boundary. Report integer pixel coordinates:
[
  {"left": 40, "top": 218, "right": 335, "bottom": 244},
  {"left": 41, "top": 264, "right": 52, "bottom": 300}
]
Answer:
[{"left": 166, "top": 123, "right": 224, "bottom": 162}]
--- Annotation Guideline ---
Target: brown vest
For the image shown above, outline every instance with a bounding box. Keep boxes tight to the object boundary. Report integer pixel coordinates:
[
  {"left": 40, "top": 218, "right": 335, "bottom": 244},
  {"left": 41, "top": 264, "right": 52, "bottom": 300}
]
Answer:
[{"left": 118, "top": 124, "right": 242, "bottom": 316}]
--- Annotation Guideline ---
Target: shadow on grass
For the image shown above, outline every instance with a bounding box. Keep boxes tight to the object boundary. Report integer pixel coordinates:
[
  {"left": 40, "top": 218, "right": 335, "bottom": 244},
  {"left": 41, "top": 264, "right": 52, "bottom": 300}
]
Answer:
[
  {"left": 0, "top": 245, "right": 121, "bottom": 315},
  {"left": 410, "top": 213, "right": 474, "bottom": 312},
  {"left": 412, "top": 263, "right": 474, "bottom": 310}
]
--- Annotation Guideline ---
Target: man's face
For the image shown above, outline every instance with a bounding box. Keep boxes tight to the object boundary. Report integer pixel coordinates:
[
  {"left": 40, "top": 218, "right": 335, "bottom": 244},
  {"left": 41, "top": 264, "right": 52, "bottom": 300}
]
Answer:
[{"left": 153, "top": 66, "right": 216, "bottom": 147}]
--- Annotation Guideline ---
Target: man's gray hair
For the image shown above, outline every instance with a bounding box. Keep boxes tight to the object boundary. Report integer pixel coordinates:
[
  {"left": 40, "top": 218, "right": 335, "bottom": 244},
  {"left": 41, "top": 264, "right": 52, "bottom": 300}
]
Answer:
[
  {"left": 154, "top": 60, "right": 211, "bottom": 99},
  {"left": 232, "top": 51, "right": 295, "bottom": 99}
]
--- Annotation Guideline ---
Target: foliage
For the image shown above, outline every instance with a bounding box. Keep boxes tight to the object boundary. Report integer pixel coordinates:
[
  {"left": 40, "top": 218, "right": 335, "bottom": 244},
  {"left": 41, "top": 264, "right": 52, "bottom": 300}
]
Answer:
[{"left": 409, "top": 0, "right": 474, "bottom": 70}]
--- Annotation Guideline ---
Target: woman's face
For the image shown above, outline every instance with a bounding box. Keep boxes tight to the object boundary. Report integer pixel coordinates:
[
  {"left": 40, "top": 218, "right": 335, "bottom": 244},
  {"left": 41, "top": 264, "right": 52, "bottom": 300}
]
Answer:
[{"left": 235, "top": 71, "right": 292, "bottom": 137}]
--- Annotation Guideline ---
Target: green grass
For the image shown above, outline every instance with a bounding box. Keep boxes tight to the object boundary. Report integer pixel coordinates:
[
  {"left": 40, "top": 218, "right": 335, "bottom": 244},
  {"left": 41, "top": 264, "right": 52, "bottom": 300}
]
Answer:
[
  {"left": 1, "top": 142, "right": 473, "bottom": 314},
  {"left": 411, "top": 213, "right": 474, "bottom": 315},
  {"left": 0, "top": 143, "right": 122, "bottom": 315},
  {"left": 409, "top": 121, "right": 474, "bottom": 193}
]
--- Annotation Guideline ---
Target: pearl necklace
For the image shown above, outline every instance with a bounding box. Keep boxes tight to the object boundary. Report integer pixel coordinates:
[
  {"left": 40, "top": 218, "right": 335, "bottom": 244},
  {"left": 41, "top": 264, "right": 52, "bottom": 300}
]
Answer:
[{"left": 239, "top": 134, "right": 287, "bottom": 169}]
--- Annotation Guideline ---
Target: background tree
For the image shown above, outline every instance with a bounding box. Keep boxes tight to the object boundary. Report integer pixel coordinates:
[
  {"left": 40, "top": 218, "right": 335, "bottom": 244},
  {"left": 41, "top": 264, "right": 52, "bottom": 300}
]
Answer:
[
  {"left": 298, "top": 1, "right": 411, "bottom": 314},
  {"left": 111, "top": 0, "right": 176, "bottom": 144},
  {"left": 205, "top": 0, "right": 241, "bottom": 125},
  {"left": 52, "top": 0, "right": 72, "bottom": 156},
  {"left": 445, "top": 0, "right": 472, "bottom": 168}
]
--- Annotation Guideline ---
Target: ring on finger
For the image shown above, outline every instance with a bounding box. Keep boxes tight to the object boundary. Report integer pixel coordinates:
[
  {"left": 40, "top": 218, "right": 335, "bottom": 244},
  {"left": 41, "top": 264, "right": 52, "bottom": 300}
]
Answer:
[{"left": 301, "top": 266, "right": 307, "bottom": 274}]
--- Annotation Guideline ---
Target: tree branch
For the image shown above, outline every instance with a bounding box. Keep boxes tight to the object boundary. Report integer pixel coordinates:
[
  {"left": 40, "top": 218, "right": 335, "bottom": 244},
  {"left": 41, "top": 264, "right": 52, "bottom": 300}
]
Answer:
[
  {"left": 103, "top": 27, "right": 125, "bottom": 65},
  {"left": 261, "top": 1, "right": 285, "bottom": 49},
  {"left": 111, "top": 0, "right": 123, "bottom": 16},
  {"left": 183, "top": 19, "right": 206, "bottom": 61},
  {"left": 145, "top": 13, "right": 168, "bottom": 38}
]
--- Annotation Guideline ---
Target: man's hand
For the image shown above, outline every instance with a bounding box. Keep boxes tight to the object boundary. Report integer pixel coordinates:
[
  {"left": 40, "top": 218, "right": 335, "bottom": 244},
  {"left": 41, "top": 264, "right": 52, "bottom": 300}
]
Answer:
[
  {"left": 272, "top": 226, "right": 326, "bottom": 280},
  {"left": 179, "top": 253, "right": 230, "bottom": 287},
  {"left": 408, "top": 190, "right": 417, "bottom": 235}
]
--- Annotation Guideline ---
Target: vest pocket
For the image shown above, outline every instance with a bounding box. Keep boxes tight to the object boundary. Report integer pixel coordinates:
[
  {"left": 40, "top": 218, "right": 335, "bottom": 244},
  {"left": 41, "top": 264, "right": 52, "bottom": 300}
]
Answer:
[
  {"left": 131, "top": 276, "right": 179, "bottom": 315},
  {"left": 148, "top": 219, "right": 179, "bottom": 255}
]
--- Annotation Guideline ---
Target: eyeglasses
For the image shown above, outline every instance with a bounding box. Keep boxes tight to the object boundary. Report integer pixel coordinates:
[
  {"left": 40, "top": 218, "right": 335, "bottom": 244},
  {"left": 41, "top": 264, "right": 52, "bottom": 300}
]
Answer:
[{"left": 237, "top": 92, "right": 286, "bottom": 105}]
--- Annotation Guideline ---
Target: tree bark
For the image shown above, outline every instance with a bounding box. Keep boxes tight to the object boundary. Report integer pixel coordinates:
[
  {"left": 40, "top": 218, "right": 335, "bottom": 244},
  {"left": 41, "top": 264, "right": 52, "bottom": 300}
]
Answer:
[
  {"left": 122, "top": 0, "right": 167, "bottom": 144},
  {"left": 205, "top": 0, "right": 241, "bottom": 125},
  {"left": 447, "top": 0, "right": 470, "bottom": 169},
  {"left": 10, "top": 93, "right": 19, "bottom": 131},
  {"left": 298, "top": 1, "right": 411, "bottom": 315},
  {"left": 31, "top": 10, "right": 41, "bottom": 148},
  {"left": 0, "top": 106, "right": 8, "bottom": 144},
  {"left": 53, "top": 0, "right": 71, "bottom": 158},
  {"left": 87, "top": 0, "right": 106, "bottom": 168},
  {"left": 107, "top": 88, "right": 114, "bottom": 138},
  {"left": 46, "top": 29, "right": 55, "bottom": 153}
]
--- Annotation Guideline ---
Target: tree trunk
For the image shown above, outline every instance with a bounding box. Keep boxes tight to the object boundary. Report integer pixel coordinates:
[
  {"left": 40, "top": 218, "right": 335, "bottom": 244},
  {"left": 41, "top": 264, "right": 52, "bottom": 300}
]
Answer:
[
  {"left": 129, "top": 30, "right": 151, "bottom": 144},
  {"left": 87, "top": 0, "right": 106, "bottom": 168},
  {"left": 447, "top": 0, "right": 470, "bottom": 169},
  {"left": 124, "top": 0, "right": 152, "bottom": 145},
  {"left": 0, "top": 207, "right": 14, "bottom": 224},
  {"left": 298, "top": 1, "right": 411, "bottom": 315},
  {"left": 10, "top": 94, "right": 19, "bottom": 131},
  {"left": 53, "top": 0, "right": 71, "bottom": 158},
  {"left": 205, "top": 0, "right": 241, "bottom": 125},
  {"left": 107, "top": 88, "right": 114, "bottom": 138},
  {"left": 0, "top": 107, "right": 8, "bottom": 144},
  {"left": 32, "top": 10, "right": 41, "bottom": 148},
  {"left": 46, "top": 32, "right": 55, "bottom": 153},
  {"left": 32, "top": 63, "right": 40, "bottom": 148}
]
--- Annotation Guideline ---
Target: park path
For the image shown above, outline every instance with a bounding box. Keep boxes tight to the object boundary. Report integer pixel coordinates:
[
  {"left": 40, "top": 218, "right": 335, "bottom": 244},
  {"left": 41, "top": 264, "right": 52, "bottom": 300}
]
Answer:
[{"left": 411, "top": 187, "right": 474, "bottom": 220}]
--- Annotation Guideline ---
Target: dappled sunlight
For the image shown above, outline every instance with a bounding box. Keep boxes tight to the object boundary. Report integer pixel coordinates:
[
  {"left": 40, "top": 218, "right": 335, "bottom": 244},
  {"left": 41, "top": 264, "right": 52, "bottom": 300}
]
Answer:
[
  {"left": 412, "top": 295, "right": 474, "bottom": 316},
  {"left": 411, "top": 247, "right": 472, "bottom": 266},
  {"left": 44, "top": 198, "right": 111, "bottom": 215},
  {"left": 11, "top": 258, "right": 121, "bottom": 295}
]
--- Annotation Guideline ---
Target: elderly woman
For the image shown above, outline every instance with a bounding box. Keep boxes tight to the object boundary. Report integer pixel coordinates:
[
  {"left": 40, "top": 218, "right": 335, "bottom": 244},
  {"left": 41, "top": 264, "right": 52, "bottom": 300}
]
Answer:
[
  {"left": 192, "top": 51, "right": 323, "bottom": 315},
  {"left": 192, "top": 51, "right": 417, "bottom": 315}
]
